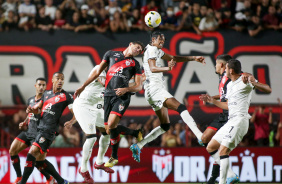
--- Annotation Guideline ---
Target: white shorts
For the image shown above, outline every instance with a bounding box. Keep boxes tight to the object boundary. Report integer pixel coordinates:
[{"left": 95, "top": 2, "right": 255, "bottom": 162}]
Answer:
[
  {"left": 73, "top": 99, "right": 104, "bottom": 134},
  {"left": 144, "top": 86, "right": 173, "bottom": 111},
  {"left": 212, "top": 115, "right": 249, "bottom": 150}
]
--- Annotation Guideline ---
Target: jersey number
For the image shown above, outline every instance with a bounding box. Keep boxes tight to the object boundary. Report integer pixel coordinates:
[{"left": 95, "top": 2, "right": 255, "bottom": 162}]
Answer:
[{"left": 229, "top": 126, "right": 234, "bottom": 133}]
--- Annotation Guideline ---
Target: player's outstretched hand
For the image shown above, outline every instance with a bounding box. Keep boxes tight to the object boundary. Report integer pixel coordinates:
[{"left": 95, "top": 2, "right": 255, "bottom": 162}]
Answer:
[
  {"left": 19, "top": 122, "right": 27, "bottom": 130},
  {"left": 26, "top": 106, "right": 33, "bottom": 114},
  {"left": 115, "top": 88, "right": 127, "bottom": 96},
  {"left": 64, "top": 121, "right": 73, "bottom": 129},
  {"left": 242, "top": 73, "right": 249, "bottom": 84},
  {"left": 74, "top": 86, "right": 85, "bottom": 98},
  {"left": 194, "top": 56, "right": 205, "bottom": 65},
  {"left": 168, "top": 59, "right": 176, "bottom": 70},
  {"left": 199, "top": 94, "right": 214, "bottom": 104}
]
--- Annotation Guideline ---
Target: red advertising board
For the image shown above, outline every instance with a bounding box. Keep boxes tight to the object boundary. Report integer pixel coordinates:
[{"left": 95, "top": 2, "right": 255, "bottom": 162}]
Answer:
[{"left": 0, "top": 147, "right": 281, "bottom": 183}]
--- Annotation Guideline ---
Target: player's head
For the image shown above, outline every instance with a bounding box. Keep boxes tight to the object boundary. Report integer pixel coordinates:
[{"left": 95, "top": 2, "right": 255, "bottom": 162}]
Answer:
[
  {"left": 150, "top": 31, "right": 165, "bottom": 49},
  {"left": 128, "top": 41, "right": 144, "bottom": 56},
  {"left": 52, "top": 72, "right": 64, "bottom": 90},
  {"left": 226, "top": 59, "right": 241, "bottom": 78},
  {"left": 215, "top": 54, "right": 232, "bottom": 74},
  {"left": 35, "top": 77, "right": 46, "bottom": 95}
]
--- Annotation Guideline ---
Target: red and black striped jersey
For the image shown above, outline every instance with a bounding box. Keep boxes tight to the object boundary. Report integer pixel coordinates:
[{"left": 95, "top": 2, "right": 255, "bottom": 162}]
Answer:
[
  {"left": 38, "top": 89, "right": 73, "bottom": 133},
  {"left": 218, "top": 71, "right": 231, "bottom": 114},
  {"left": 102, "top": 50, "right": 142, "bottom": 96},
  {"left": 26, "top": 96, "right": 41, "bottom": 138}
]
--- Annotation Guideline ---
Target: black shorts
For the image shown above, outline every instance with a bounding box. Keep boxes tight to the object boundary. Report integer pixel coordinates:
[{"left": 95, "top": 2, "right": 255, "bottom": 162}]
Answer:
[
  {"left": 207, "top": 113, "right": 228, "bottom": 131},
  {"left": 16, "top": 132, "right": 35, "bottom": 147},
  {"left": 32, "top": 130, "right": 56, "bottom": 154},
  {"left": 104, "top": 94, "right": 131, "bottom": 125}
]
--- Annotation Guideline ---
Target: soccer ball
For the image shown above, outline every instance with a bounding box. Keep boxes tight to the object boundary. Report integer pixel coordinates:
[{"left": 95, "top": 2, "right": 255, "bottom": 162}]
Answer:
[{"left": 144, "top": 11, "right": 161, "bottom": 28}]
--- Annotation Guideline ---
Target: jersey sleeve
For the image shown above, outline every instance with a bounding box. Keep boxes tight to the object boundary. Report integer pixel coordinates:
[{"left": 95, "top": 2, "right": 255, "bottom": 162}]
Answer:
[
  {"left": 66, "top": 92, "right": 74, "bottom": 109},
  {"left": 134, "top": 60, "right": 142, "bottom": 75},
  {"left": 101, "top": 50, "right": 112, "bottom": 64},
  {"left": 147, "top": 46, "right": 159, "bottom": 60}
]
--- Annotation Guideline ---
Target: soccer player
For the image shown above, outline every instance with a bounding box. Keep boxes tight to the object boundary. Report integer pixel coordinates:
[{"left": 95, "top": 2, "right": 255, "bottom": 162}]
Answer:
[
  {"left": 75, "top": 41, "right": 144, "bottom": 167},
  {"left": 130, "top": 31, "right": 205, "bottom": 162},
  {"left": 73, "top": 65, "right": 114, "bottom": 183},
  {"left": 198, "top": 55, "right": 272, "bottom": 184},
  {"left": 199, "top": 59, "right": 255, "bottom": 184},
  {"left": 20, "top": 72, "right": 76, "bottom": 184},
  {"left": 9, "top": 78, "right": 54, "bottom": 184}
]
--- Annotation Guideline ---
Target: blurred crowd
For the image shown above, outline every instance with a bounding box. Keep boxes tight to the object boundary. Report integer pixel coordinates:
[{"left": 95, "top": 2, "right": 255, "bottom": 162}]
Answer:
[
  {"left": 0, "top": 98, "right": 281, "bottom": 148},
  {"left": 0, "top": 0, "right": 281, "bottom": 36}
]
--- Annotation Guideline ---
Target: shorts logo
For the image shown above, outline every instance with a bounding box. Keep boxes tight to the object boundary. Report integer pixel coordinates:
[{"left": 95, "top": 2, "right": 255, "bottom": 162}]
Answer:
[
  {"left": 111, "top": 139, "right": 117, "bottom": 145},
  {"left": 55, "top": 97, "right": 60, "bottom": 102},
  {"left": 39, "top": 137, "right": 46, "bottom": 143},
  {"left": 119, "top": 104, "right": 124, "bottom": 111},
  {"left": 97, "top": 104, "right": 102, "bottom": 109}
]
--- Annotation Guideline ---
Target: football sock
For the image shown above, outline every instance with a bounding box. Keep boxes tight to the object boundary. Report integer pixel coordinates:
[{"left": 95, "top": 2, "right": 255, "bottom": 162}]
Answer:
[
  {"left": 20, "top": 153, "right": 36, "bottom": 184},
  {"left": 117, "top": 125, "right": 138, "bottom": 137},
  {"left": 110, "top": 128, "right": 120, "bottom": 159},
  {"left": 43, "top": 159, "right": 64, "bottom": 184},
  {"left": 179, "top": 110, "right": 203, "bottom": 140},
  {"left": 210, "top": 164, "right": 220, "bottom": 180},
  {"left": 96, "top": 134, "right": 110, "bottom": 165},
  {"left": 81, "top": 137, "right": 97, "bottom": 172},
  {"left": 209, "top": 150, "right": 220, "bottom": 164},
  {"left": 219, "top": 155, "right": 229, "bottom": 184},
  {"left": 11, "top": 155, "right": 22, "bottom": 177},
  {"left": 35, "top": 161, "right": 50, "bottom": 180},
  {"left": 137, "top": 126, "right": 166, "bottom": 149}
]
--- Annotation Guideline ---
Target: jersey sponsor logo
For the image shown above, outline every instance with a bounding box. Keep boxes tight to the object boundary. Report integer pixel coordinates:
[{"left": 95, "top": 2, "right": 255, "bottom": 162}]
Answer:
[
  {"left": 42, "top": 103, "right": 55, "bottom": 115},
  {"left": 119, "top": 104, "right": 124, "bottom": 111},
  {"left": 39, "top": 137, "right": 46, "bottom": 143},
  {"left": 29, "top": 113, "right": 38, "bottom": 121},
  {"left": 47, "top": 91, "right": 52, "bottom": 94},
  {"left": 152, "top": 149, "right": 172, "bottom": 182},
  {"left": 30, "top": 99, "right": 34, "bottom": 103},
  {"left": 113, "top": 53, "right": 120, "bottom": 57}
]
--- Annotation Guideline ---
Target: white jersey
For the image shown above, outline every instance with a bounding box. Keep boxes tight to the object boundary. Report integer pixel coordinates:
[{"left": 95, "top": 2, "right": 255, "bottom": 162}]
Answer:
[
  {"left": 143, "top": 44, "right": 165, "bottom": 89},
  {"left": 78, "top": 65, "right": 106, "bottom": 107},
  {"left": 226, "top": 76, "right": 254, "bottom": 118}
]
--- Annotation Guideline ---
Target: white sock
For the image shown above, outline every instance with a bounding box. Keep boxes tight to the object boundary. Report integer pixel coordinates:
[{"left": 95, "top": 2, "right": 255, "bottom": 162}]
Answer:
[
  {"left": 96, "top": 134, "right": 110, "bottom": 165},
  {"left": 210, "top": 150, "right": 220, "bottom": 164},
  {"left": 219, "top": 156, "right": 229, "bottom": 184},
  {"left": 180, "top": 110, "right": 202, "bottom": 140},
  {"left": 137, "top": 126, "right": 166, "bottom": 149},
  {"left": 81, "top": 137, "right": 97, "bottom": 172}
]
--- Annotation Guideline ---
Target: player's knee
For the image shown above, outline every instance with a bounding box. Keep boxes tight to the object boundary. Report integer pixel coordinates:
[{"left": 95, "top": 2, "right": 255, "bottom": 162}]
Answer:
[
  {"left": 176, "top": 104, "right": 187, "bottom": 114},
  {"left": 201, "top": 133, "right": 211, "bottom": 144},
  {"left": 9, "top": 147, "right": 16, "bottom": 156},
  {"left": 160, "top": 123, "right": 170, "bottom": 131}
]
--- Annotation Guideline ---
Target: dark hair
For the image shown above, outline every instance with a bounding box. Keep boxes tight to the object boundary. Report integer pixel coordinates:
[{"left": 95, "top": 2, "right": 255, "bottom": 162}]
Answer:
[
  {"left": 216, "top": 54, "right": 232, "bottom": 62},
  {"left": 227, "top": 59, "right": 241, "bottom": 74},
  {"left": 36, "top": 77, "right": 46, "bottom": 82},
  {"left": 53, "top": 72, "right": 64, "bottom": 76},
  {"left": 151, "top": 31, "right": 164, "bottom": 40},
  {"left": 132, "top": 41, "right": 145, "bottom": 51}
]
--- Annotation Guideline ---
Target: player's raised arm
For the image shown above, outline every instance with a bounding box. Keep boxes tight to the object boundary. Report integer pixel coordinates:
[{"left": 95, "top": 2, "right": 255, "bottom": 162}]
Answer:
[
  {"left": 200, "top": 94, "right": 228, "bottom": 110},
  {"left": 162, "top": 53, "right": 205, "bottom": 64},
  {"left": 75, "top": 61, "right": 108, "bottom": 97},
  {"left": 148, "top": 58, "right": 175, "bottom": 73},
  {"left": 242, "top": 73, "right": 272, "bottom": 93},
  {"left": 26, "top": 100, "right": 43, "bottom": 114}
]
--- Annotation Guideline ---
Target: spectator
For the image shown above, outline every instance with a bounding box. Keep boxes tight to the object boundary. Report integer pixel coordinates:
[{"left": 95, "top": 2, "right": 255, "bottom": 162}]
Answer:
[
  {"left": 74, "top": 4, "right": 94, "bottom": 32},
  {"left": 2, "top": 10, "right": 18, "bottom": 31},
  {"left": 109, "top": 11, "right": 128, "bottom": 32},
  {"left": 159, "top": 6, "right": 178, "bottom": 31},
  {"left": 52, "top": 126, "right": 80, "bottom": 147},
  {"left": 257, "top": 0, "right": 270, "bottom": 18},
  {"left": 217, "top": 0, "right": 231, "bottom": 27},
  {"left": 229, "top": 8, "right": 251, "bottom": 32},
  {"left": 1, "top": 0, "right": 16, "bottom": 19},
  {"left": 53, "top": 9, "right": 66, "bottom": 29},
  {"left": 247, "top": 14, "right": 263, "bottom": 37},
  {"left": 93, "top": 8, "right": 109, "bottom": 33},
  {"left": 18, "top": 0, "right": 36, "bottom": 31},
  {"left": 36, "top": 7, "right": 53, "bottom": 32},
  {"left": 199, "top": 9, "right": 219, "bottom": 32},
  {"left": 250, "top": 105, "right": 273, "bottom": 146},
  {"left": 8, "top": 113, "right": 22, "bottom": 139},
  {"left": 175, "top": 6, "right": 194, "bottom": 32},
  {"left": 200, "top": 5, "right": 208, "bottom": 17},
  {"left": 59, "top": 0, "right": 78, "bottom": 23},
  {"left": 87, "top": 0, "right": 104, "bottom": 17},
  {"left": 127, "top": 8, "right": 143, "bottom": 31},
  {"left": 45, "top": 0, "right": 57, "bottom": 20},
  {"left": 275, "top": 98, "right": 282, "bottom": 146},
  {"left": 105, "top": 0, "right": 122, "bottom": 17},
  {"left": 190, "top": 3, "right": 202, "bottom": 29},
  {"left": 161, "top": 125, "right": 181, "bottom": 147},
  {"left": 63, "top": 11, "right": 82, "bottom": 31},
  {"left": 174, "top": 0, "right": 189, "bottom": 17},
  {"left": 263, "top": 5, "right": 279, "bottom": 30}
]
